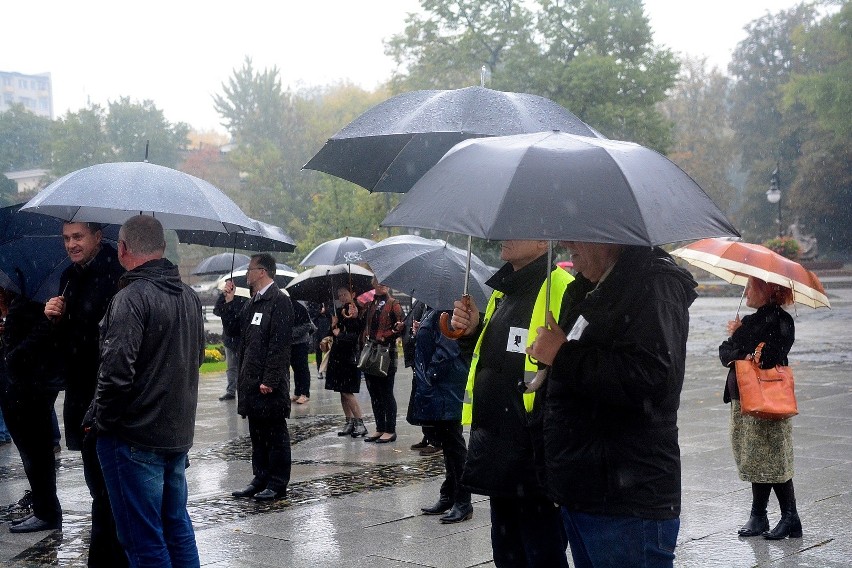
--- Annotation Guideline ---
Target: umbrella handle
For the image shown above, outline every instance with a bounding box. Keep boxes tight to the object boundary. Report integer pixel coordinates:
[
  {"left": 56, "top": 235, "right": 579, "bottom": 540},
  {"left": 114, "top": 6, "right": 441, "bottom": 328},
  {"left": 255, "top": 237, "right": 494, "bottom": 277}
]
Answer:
[{"left": 439, "top": 294, "right": 471, "bottom": 339}]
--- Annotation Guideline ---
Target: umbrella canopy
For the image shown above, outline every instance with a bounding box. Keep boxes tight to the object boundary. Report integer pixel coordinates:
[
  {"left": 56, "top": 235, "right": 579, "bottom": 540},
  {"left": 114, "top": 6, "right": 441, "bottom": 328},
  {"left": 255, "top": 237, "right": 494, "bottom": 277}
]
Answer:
[
  {"left": 285, "top": 264, "right": 374, "bottom": 304},
  {"left": 215, "top": 266, "right": 299, "bottom": 299},
  {"left": 382, "top": 131, "right": 739, "bottom": 245},
  {"left": 191, "top": 252, "right": 251, "bottom": 276},
  {"left": 303, "top": 85, "right": 603, "bottom": 194},
  {"left": 175, "top": 218, "right": 296, "bottom": 253},
  {"left": 359, "top": 234, "right": 495, "bottom": 311},
  {"left": 0, "top": 204, "right": 118, "bottom": 302},
  {"left": 670, "top": 238, "right": 830, "bottom": 309},
  {"left": 299, "top": 236, "right": 376, "bottom": 266},
  {"left": 21, "top": 162, "right": 255, "bottom": 233}
]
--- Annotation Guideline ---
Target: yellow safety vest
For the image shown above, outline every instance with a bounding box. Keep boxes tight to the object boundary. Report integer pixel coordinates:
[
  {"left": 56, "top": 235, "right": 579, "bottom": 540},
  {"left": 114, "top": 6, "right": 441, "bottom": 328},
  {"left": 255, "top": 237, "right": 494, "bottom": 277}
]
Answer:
[{"left": 461, "top": 268, "right": 573, "bottom": 424}]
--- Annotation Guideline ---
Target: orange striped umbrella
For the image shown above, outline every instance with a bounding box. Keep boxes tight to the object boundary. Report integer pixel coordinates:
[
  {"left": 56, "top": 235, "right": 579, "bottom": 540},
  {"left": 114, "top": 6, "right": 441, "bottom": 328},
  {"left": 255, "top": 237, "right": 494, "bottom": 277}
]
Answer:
[{"left": 671, "top": 238, "right": 830, "bottom": 309}]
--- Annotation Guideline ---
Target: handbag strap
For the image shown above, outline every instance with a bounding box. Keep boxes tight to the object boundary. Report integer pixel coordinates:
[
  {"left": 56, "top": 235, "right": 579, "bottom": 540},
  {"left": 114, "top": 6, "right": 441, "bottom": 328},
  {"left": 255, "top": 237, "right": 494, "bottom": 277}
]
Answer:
[{"left": 752, "top": 342, "right": 765, "bottom": 366}]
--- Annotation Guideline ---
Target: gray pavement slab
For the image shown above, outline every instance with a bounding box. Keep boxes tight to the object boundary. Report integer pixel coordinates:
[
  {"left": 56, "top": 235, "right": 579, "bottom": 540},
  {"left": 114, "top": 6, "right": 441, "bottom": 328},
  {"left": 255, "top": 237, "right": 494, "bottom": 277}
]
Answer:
[{"left": 2, "top": 288, "right": 851, "bottom": 566}]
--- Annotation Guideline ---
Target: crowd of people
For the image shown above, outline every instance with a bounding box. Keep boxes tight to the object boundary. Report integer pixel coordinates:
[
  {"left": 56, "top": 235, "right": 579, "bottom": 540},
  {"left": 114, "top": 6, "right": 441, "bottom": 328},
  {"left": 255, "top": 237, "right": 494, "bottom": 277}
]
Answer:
[{"left": 1, "top": 228, "right": 806, "bottom": 568}]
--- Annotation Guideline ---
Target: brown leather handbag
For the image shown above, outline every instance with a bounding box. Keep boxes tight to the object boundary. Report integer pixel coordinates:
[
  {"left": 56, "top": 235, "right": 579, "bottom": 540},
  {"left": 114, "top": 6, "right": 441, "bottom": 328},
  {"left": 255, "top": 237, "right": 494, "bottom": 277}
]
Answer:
[{"left": 735, "top": 342, "right": 798, "bottom": 420}]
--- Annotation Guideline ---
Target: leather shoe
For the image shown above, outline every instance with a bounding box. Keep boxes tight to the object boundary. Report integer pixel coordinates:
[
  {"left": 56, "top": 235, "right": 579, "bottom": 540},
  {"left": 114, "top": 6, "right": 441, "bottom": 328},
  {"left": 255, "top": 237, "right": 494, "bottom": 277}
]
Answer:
[
  {"left": 375, "top": 434, "right": 397, "bottom": 444},
  {"left": 254, "top": 488, "right": 286, "bottom": 501},
  {"left": 10, "top": 513, "right": 33, "bottom": 526},
  {"left": 410, "top": 438, "right": 429, "bottom": 450},
  {"left": 364, "top": 434, "right": 382, "bottom": 442},
  {"left": 218, "top": 393, "right": 235, "bottom": 401},
  {"left": 421, "top": 499, "right": 453, "bottom": 515},
  {"left": 9, "top": 515, "right": 60, "bottom": 533},
  {"left": 737, "top": 513, "right": 769, "bottom": 537},
  {"left": 419, "top": 445, "right": 442, "bottom": 456},
  {"left": 232, "top": 485, "right": 262, "bottom": 498},
  {"left": 440, "top": 503, "right": 473, "bottom": 524}
]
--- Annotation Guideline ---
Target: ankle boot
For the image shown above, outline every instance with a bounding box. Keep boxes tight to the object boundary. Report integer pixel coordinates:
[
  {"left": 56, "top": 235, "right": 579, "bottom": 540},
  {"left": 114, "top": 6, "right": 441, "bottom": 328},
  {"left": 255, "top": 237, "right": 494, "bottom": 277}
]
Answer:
[
  {"left": 351, "top": 418, "right": 367, "bottom": 438},
  {"left": 763, "top": 512, "right": 802, "bottom": 539},
  {"left": 337, "top": 418, "right": 354, "bottom": 436},
  {"left": 738, "top": 513, "right": 769, "bottom": 537}
]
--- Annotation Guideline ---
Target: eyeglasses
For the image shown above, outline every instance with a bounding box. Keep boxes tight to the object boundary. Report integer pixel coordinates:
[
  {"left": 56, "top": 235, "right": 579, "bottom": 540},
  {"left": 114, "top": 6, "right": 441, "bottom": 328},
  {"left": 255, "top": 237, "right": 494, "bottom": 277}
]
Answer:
[{"left": 247, "top": 267, "right": 265, "bottom": 272}]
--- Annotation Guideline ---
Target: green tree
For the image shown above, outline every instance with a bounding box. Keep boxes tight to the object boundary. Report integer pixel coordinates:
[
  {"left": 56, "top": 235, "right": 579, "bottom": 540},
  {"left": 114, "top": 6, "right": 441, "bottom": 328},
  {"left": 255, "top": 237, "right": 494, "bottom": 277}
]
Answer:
[
  {"left": 385, "top": 0, "right": 678, "bottom": 150},
  {"left": 0, "top": 104, "right": 52, "bottom": 203}
]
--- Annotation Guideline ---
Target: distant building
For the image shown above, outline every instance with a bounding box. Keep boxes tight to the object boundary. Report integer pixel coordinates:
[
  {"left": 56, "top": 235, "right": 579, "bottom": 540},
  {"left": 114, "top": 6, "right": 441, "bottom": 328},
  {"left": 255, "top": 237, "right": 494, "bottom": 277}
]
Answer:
[
  {"left": 0, "top": 70, "right": 53, "bottom": 119},
  {"left": 3, "top": 169, "right": 49, "bottom": 194}
]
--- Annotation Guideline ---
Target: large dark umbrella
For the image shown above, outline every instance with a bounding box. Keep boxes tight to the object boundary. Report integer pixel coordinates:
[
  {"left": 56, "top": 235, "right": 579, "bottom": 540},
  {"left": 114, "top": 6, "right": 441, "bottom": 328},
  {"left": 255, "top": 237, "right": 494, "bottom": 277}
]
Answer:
[
  {"left": 359, "top": 235, "right": 495, "bottom": 311},
  {"left": 299, "top": 236, "right": 376, "bottom": 266},
  {"left": 0, "top": 204, "right": 118, "bottom": 302},
  {"left": 191, "top": 252, "right": 251, "bottom": 276},
  {"left": 382, "top": 131, "right": 739, "bottom": 244},
  {"left": 21, "top": 162, "right": 255, "bottom": 233},
  {"left": 303, "top": 86, "right": 603, "bottom": 194},
  {"left": 175, "top": 218, "right": 296, "bottom": 253},
  {"left": 284, "top": 264, "right": 374, "bottom": 304}
]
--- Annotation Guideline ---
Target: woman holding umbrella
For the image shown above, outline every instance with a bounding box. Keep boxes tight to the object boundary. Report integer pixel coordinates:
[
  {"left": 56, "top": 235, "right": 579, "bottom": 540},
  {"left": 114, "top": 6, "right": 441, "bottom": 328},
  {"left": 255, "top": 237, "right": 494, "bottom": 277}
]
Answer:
[
  {"left": 324, "top": 287, "right": 368, "bottom": 438},
  {"left": 719, "top": 276, "right": 801, "bottom": 540}
]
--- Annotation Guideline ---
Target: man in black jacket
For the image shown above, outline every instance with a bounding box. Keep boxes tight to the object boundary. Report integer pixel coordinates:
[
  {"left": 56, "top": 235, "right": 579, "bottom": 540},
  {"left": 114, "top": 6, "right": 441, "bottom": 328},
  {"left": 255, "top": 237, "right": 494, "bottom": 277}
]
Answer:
[
  {"left": 220, "top": 253, "right": 294, "bottom": 501},
  {"left": 528, "top": 242, "right": 698, "bottom": 568},
  {"left": 95, "top": 215, "right": 205, "bottom": 566},
  {"left": 43, "top": 221, "right": 126, "bottom": 565},
  {"left": 214, "top": 290, "right": 246, "bottom": 401}
]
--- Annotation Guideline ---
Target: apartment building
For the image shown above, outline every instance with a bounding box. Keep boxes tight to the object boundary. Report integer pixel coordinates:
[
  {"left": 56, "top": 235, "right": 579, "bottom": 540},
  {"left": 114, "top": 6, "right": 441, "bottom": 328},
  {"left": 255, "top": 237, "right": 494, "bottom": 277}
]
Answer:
[{"left": 1, "top": 70, "right": 53, "bottom": 119}]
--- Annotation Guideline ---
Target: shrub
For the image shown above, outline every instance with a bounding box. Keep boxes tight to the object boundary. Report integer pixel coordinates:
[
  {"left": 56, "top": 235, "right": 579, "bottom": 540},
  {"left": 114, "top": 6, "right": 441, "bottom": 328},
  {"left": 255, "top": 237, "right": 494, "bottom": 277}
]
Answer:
[
  {"left": 204, "top": 348, "right": 224, "bottom": 363},
  {"left": 763, "top": 237, "right": 800, "bottom": 260}
]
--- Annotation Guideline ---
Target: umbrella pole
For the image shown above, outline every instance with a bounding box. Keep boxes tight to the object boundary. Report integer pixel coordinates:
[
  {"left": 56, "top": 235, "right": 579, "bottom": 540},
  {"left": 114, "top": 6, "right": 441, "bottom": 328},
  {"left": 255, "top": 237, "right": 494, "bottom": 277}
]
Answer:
[
  {"left": 735, "top": 287, "right": 745, "bottom": 319},
  {"left": 545, "top": 241, "right": 552, "bottom": 327},
  {"left": 463, "top": 235, "right": 471, "bottom": 297},
  {"left": 439, "top": 235, "right": 472, "bottom": 339}
]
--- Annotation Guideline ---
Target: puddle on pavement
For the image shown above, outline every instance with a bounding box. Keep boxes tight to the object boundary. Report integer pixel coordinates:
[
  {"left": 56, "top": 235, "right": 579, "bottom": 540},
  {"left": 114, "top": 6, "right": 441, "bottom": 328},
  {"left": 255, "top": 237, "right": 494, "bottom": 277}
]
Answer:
[{"left": 2, "top": 415, "right": 444, "bottom": 566}]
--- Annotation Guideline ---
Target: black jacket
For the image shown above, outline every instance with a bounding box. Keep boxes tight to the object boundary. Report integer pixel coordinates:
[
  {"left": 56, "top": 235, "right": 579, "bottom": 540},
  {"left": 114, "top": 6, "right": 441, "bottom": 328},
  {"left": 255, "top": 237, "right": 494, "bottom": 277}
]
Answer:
[
  {"left": 2, "top": 295, "right": 61, "bottom": 393},
  {"left": 719, "top": 303, "right": 794, "bottom": 402},
  {"left": 291, "top": 300, "right": 315, "bottom": 345},
  {"left": 221, "top": 283, "right": 293, "bottom": 419},
  {"left": 56, "top": 243, "right": 124, "bottom": 399},
  {"left": 461, "top": 253, "right": 571, "bottom": 498},
  {"left": 402, "top": 300, "right": 427, "bottom": 368},
  {"left": 213, "top": 293, "right": 246, "bottom": 350},
  {"left": 545, "top": 246, "right": 697, "bottom": 520},
  {"left": 95, "top": 259, "right": 205, "bottom": 453}
]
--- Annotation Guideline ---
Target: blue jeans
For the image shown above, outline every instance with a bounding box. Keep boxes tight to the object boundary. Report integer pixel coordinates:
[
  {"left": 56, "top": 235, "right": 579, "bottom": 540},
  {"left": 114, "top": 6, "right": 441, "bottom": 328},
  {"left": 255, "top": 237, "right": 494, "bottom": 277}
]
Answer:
[
  {"left": 97, "top": 434, "right": 199, "bottom": 568},
  {"left": 561, "top": 509, "right": 679, "bottom": 568}
]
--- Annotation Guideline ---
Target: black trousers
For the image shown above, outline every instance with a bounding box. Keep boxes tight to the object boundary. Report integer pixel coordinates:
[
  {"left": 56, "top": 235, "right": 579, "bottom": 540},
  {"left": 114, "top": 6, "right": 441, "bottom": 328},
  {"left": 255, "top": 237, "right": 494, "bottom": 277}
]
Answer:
[
  {"left": 84, "top": 431, "right": 128, "bottom": 567},
  {"left": 365, "top": 366, "right": 397, "bottom": 433},
  {"left": 430, "top": 421, "right": 469, "bottom": 505},
  {"left": 2, "top": 387, "right": 62, "bottom": 524},
  {"left": 489, "top": 494, "right": 569, "bottom": 568},
  {"left": 248, "top": 416, "right": 292, "bottom": 493},
  {"left": 291, "top": 342, "right": 311, "bottom": 397}
]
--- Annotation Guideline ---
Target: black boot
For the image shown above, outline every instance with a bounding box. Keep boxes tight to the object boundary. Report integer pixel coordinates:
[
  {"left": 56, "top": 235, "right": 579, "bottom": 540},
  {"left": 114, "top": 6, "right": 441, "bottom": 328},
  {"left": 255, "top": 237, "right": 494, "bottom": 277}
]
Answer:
[
  {"left": 764, "top": 480, "right": 802, "bottom": 539},
  {"left": 351, "top": 418, "right": 368, "bottom": 438},
  {"left": 739, "top": 483, "right": 771, "bottom": 536},
  {"left": 337, "top": 418, "right": 354, "bottom": 436}
]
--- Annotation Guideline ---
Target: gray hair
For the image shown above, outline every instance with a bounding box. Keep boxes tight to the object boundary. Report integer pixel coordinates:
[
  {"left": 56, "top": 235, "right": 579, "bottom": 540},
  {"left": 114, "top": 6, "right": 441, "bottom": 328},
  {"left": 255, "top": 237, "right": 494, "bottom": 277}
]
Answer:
[{"left": 119, "top": 215, "right": 166, "bottom": 255}]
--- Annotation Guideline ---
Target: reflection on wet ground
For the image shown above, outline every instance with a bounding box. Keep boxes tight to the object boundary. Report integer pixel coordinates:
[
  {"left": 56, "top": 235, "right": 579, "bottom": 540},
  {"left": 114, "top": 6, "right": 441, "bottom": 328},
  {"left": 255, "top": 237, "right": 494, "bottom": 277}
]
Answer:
[{"left": 1, "top": 415, "right": 444, "bottom": 566}]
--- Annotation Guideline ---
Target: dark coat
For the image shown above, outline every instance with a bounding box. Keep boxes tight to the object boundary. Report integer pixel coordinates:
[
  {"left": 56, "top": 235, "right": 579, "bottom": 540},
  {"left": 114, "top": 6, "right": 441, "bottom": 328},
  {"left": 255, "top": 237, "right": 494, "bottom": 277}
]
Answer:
[
  {"left": 402, "top": 300, "right": 427, "bottom": 368},
  {"left": 410, "top": 308, "right": 470, "bottom": 423},
  {"left": 545, "top": 246, "right": 698, "bottom": 520},
  {"left": 221, "top": 283, "right": 293, "bottom": 419},
  {"left": 2, "top": 295, "right": 61, "bottom": 393},
  {"left": 95, "top": 259, "right": 205, "bottom": 453},
  {"left": 213, "top": 293, "right": 246, "bottom": 350},
  {"left": 719, "top": 303, "right": 795, "bottom": 402},
  {"left": 460, "top": 254, "right": 571, "bottom": 498},
  {"left": 291, "top": 300, "right": 315, "bottom": 345}
]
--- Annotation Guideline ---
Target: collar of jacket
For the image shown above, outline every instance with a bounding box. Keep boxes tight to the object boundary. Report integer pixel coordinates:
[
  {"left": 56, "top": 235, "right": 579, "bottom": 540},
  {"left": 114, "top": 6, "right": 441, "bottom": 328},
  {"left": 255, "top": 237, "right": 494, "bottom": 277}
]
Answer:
[{"left": 486, "top": 253, "right": 550, "bottom": 295}]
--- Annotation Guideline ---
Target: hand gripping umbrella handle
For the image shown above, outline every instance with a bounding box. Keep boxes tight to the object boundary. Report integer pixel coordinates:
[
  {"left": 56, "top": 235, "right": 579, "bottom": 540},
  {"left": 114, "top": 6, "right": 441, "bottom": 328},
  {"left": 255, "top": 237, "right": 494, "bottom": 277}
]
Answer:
[{"left": 439, "top": 295, "right": 471, "bottom": 339}]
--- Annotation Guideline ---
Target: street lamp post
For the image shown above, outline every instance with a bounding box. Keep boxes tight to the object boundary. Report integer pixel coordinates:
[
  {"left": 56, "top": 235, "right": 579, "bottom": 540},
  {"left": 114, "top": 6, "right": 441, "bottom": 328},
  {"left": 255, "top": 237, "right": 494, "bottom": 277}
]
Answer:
[{"left": 766, "top": 165, "right": 782, "bottom": 237}]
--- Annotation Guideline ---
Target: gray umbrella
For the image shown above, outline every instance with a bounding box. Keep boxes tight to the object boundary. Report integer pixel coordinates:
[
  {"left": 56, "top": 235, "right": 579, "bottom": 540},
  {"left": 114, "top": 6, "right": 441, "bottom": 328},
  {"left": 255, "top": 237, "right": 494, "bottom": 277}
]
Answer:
[
  {"left": 303, "top": 86, "right": 603, "bottom": 194},
  {"left": 176, "top": 218, "right": 296, "bottom": 253},
  {"left": 21, "top": 162, "right": 255, "bottom": 233},
  {"left": 192, "top": 252, "right": 251, "bottom": 276},
  {"left": 359, "top": 235, "right": 495, "bottom": 311},
  {"left": 299, "top": 236, "right": 376, "bottom": 266},
  {"left": 382, "top": 131, "right": 740, "bottom": 245}
]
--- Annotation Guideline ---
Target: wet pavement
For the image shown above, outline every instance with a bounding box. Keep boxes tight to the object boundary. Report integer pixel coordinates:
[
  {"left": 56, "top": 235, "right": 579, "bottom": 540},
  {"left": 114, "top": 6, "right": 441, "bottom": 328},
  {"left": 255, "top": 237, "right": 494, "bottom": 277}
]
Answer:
[{"left": 1, "top": 287, "right": 851, "bottom": 567}]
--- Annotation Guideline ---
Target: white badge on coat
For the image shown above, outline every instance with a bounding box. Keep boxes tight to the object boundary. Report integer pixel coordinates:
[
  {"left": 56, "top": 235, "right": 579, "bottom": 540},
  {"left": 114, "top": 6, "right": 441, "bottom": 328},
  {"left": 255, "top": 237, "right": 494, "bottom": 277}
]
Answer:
[
  {"left": 251, "top": 312, "right": 263, "bottom": 325},
  {"left": 506, "top": 326, "right": 528, "bottom": 353},
  {"left": 566, "top": 315, "right": 588, "bottom": 341}
]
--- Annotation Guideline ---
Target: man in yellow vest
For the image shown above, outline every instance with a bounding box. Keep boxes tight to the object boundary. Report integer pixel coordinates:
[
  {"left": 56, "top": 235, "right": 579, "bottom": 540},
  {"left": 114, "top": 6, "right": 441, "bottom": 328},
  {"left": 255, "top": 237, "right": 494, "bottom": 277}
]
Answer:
[{"left": 450, "top": 240, "right": 573, "bottom": 568}]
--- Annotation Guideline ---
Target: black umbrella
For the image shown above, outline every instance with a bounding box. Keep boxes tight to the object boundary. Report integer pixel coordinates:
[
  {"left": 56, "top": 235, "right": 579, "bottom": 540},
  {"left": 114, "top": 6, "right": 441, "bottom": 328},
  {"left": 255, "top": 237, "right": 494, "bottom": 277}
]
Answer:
[
  {"left": 21, "top": 162, "right": 255, "bottom": 233},
  {"left": 284, "top": 264, "right": 374, "bottom": 304},
  {"left": 215, "top": 265, "right": 299, "bottom": 299},
  {"left": 359, "top": 235, "right": 495, "bottom": 311},
  {"left": 382, "top": 131, "right": 739, "bottom": 245},
  {"left": 303, "top": 86, "right": 603, "bottom": 194},
  {"left": 175, "top": 218, "right": 296, "bottom": 253},
  {"left": 299, "top": 236, "right": 376, "bottom": 266},
  {"left": 0, "top": 204, "right": 118, "bottom": 302},
  {"left": 191, "top": 252, "right": 251, "bottom": 276}
]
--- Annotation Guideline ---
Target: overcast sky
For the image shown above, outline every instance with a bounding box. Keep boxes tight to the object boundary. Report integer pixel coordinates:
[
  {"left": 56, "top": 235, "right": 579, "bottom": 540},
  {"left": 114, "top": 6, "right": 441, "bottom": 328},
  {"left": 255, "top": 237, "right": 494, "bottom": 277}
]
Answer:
[{"left": 3, "top": 0, "right": 804, "bottom": 133}]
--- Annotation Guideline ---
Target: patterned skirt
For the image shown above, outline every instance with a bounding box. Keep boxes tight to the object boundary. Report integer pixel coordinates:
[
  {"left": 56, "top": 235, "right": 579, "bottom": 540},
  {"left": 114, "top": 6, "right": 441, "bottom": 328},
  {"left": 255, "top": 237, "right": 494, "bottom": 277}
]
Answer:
[{"left": 730, "top": 400, "right": 794, "bottom": 483}]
